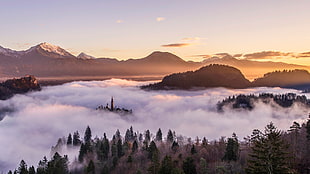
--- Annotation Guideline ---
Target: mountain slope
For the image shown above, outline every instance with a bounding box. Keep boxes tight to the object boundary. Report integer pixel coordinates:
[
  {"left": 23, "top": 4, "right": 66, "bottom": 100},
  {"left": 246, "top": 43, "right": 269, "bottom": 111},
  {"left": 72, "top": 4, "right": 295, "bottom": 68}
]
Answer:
[
  {"left": 202, "top": 55, "right": 308, "bottom": 81},
  {"left": 0, "top": 43, "right": 309, "bottom": 81},
  {"left": 142, "top": 64, "right": 251, "bottom": 89},
  {"left": 252, "top": 70, "right": 310, "bottom": 89}
]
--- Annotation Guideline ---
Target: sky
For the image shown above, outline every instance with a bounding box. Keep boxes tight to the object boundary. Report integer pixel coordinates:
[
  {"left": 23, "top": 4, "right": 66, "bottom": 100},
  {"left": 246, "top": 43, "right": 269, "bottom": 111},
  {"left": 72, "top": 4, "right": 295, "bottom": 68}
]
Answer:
[
  {"left": 1, "top": 0, "right": 310, "bottom": 63},
  {"left": 0, "top": 79, "right": 308, "bottom": 172}
]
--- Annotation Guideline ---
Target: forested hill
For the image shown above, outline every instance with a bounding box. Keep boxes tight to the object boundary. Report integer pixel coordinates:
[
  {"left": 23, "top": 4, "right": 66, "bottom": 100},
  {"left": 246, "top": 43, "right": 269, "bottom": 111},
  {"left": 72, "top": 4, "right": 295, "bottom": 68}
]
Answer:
[
  {"left": 142, "top": 65, "right": 310, "bottom": 90},
  {"left": 252, "top": 69, "right": 310, "bottom": 89},
  {"left": 0, "top": 75, "right": 41, "bottom": 100},
  {"left": 8, "top": 120, "right": 310, "bottom": 174},
  {"left": 142, "top": 64, "right": 251, "bottom": 90},
  {"left": 217, "top": 93, "right": 310, "bottom": 112}
]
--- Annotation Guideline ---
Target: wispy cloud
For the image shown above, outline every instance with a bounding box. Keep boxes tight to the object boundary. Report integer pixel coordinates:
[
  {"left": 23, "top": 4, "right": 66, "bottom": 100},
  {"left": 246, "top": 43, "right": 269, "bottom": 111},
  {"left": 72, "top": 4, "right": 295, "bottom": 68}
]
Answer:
[
  {"left": 244, "top": 51, "right": 292, "bottom": 60},
  {"left": 156, "top": 17, "right": 165, "bottom": 22},
  {"left": 161, "top": 43, "right": 191, "bottom": 47},
  {"left": 296, "top": 52, "right": 310, "bottom": 58}
]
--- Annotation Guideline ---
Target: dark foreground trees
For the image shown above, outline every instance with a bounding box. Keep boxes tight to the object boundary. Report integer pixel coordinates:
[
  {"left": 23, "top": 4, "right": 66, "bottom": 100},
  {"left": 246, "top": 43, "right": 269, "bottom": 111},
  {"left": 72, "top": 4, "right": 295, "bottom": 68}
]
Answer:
[
  {"left": 246, "top": 122, "right": 292, "bottom": 174},
  {"left": 9, "top": 120, "right": 310, "bottom": 174}
]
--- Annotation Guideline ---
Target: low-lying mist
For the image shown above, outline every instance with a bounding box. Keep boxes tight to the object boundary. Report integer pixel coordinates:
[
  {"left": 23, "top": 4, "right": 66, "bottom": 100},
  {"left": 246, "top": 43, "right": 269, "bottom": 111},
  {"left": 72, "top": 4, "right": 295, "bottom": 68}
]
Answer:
[{"left": 0, "top": 79, "right": 309, "bottom": 172}]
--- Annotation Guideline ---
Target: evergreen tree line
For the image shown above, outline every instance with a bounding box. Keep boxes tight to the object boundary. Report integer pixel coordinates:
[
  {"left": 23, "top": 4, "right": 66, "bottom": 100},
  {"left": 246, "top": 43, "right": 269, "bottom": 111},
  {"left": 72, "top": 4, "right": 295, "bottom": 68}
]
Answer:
[{"left": 8, "top": 117, "right": 310, "bottom": 174}]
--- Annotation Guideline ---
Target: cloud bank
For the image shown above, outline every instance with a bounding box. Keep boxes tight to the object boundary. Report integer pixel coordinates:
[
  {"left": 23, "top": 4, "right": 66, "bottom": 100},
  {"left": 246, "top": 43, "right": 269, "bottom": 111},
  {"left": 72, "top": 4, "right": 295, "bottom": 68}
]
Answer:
[{"left": 0, "top": 79, "right": 309, "bottom": 172}]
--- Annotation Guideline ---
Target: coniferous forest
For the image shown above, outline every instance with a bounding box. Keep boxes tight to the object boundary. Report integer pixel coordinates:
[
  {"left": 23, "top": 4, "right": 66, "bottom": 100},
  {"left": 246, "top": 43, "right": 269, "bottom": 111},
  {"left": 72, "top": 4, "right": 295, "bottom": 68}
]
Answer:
[{"left": 7, "top": 117, "right": 310, "bottom": 174}]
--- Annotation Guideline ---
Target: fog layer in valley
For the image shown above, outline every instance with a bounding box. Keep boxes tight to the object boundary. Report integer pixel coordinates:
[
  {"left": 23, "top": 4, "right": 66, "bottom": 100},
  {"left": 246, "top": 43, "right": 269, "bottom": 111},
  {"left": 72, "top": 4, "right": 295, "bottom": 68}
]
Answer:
[{"left": 0, "top": 79, "right": 309, "bottom": 172}]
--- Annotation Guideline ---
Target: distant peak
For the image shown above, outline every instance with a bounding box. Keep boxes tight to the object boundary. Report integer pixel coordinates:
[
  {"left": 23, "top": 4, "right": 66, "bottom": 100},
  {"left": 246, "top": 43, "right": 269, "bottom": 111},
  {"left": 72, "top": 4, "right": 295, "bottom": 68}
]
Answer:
[
  {"left": 149, "top": 51, "right": 175, "bottom": 56},
  {"left": 142, "top": 51, "right": 186, "bottom": 64},
  {"left": 34, "top": 42, "right": 74, "bottom": 58},
  {"left": 77, "top": 52, "right": 95, "bottom": 59},
  {"left": 37, "top": 42, "right": 60, "bottom": 51}
]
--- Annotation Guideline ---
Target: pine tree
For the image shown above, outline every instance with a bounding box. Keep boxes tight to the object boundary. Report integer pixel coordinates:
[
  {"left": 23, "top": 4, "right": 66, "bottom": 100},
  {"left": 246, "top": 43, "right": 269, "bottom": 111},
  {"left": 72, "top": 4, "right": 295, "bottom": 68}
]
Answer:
[
  {"left": 145, "top": 130, "right": 151, "bottom": 142},
  {"left": 17, "top": 160, "right": 28, "bottom": 174},
  {"left": 167, "top": 130, "right": 174, "bottom": 143},
  {"left": 28, "top": 166, "right": 35, "bottom": 174},
  {"left": 306, "top": 117, "right": 310, "bottom": 141},
  {"left": 156, "top": 128, "right": 163, "bottom": 142},
  {"left": 127, "top": 155, "right": 133, "bottom": 163},
  {"left": 84, "top": 126, "right": 92, "bottom": 143},
  {"left": 73, "top": 131, "right": 81, "bottom": 146},
  {"left": 246, "top": 122, "right": 291, "bottom": 174},
  {"left": 191, "top": 145, "right": 197, "bottom": 155},
  {"left": 67, "top": 133, "right": 72, "bottom": 145},
  {"left": 79, "top": 143, "right": 87, "bottom": 162},
  {"left": 117, "top": 139, "right": 124, "bottom": 158},
  {"left": 46, "top": 153, "right": 69, "bottom": 174},
  {"left": 132, "top": 140, "right": 138, "bottom": 153},
  {"left": 159, "top": 155, "right": 174, "bottom": 174},
  {"left": 202, "top": 137, "right": 208, "bottom": 147},
  {"left": 182, "top": 157, "right": 197, "bottom": 174},
  {"left": 223, "top": 133, "right": 239, "bottom": 162},
  {"left": 148, "top": 141, "right": 159, "bottom": 160},
  {"left": 199, "top": 158, "right": 208, "bottom": 174},
  {"left": 37, "top": 156, "right": 48, "bottom": 174},
  {"left": 171, "top": 141, "right": 179, "bottom": 152},
  {"left": 148, "top": 146, "right": 160, "bottom": 174},
  {"left": 86, "top": 160, "right": 95, "bottom": 174},
  {"left": 115, "top": 129, "right": 121, "bottom": 140}
]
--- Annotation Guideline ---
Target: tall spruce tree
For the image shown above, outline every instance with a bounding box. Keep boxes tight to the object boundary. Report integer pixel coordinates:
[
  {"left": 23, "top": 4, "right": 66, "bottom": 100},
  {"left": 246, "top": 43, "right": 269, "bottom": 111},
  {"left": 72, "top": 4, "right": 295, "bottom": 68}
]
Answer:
[
  {"left": 167, "top": 130, "right": 174, "bottom": 143},
  {"left": 182, "top": 157, "right": 197, "bottom": 174},
  {"left": 67, "top": 133, "right": 72, "bottom": 145},
  {"left": 156, "top": 128, "right": 163, "bottom": 142},
  {"left": 84, "top": 126, "right": 92, "bottom": 143},
  {"left": 17, "top": 160, "right": 28, "bottom": 174},
  {"left": 46, "top": 153, "right": 69, "bottom": 174},
  {"left": 28, "top": 166, "right": 35, "bottom": 174},
  {"left": 223, "top": 133, "right": 239, "bottom": 162},
  {"left": 246, "top": 122, "right": 291, "bottom": 174},
  {"left": 73, "top": 131, "right": 81, "bottom": 146},
  {"left": 306, "top": 117, "right": 310, "bottom": 141}
]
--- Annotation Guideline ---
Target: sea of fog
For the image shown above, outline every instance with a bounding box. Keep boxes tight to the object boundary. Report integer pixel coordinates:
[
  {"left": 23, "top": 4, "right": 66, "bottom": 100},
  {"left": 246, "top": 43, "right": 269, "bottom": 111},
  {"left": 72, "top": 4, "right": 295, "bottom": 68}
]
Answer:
[{"left": 0, "top": 79, "right": 309, "bottom": 172}]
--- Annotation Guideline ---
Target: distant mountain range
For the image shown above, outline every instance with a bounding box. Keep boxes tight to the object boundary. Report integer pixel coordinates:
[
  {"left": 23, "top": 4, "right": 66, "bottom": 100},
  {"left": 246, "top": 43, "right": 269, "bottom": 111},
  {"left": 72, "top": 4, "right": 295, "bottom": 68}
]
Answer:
[
  {"left": 142, "top": 64, "right": 310, "bottom": 90},
  {"left": 0, "top": 43, "right": 307, "bottom": 80}
]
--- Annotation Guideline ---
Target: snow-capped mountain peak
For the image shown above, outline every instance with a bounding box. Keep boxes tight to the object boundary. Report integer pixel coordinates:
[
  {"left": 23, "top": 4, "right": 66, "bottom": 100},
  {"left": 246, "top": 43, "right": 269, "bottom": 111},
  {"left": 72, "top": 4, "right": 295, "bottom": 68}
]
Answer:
[
  {"left": 36, "top": 42, "right": 73, "bottom": 57},
  {"left": 77, "top": 52, "right": 95, "bottom": 60}
]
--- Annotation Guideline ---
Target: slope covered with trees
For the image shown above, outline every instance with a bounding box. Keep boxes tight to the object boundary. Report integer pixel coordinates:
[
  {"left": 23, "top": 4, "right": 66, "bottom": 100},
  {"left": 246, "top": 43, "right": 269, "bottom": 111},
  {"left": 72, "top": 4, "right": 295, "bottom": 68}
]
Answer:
[
  {"left": 0, "top": 75, "right": 41, "bottom": 100},
  {"left": 217, "top": 93, "right": 310, "bottom": 112},
  {"left": 142, "top": 64, "right": 251, "bottom": 90},
  {"left": 8, "top": 117, "right": 310, "bottom": 174},
  {"left": 142, "top": 65, "right": 310, "bottom": 90}
]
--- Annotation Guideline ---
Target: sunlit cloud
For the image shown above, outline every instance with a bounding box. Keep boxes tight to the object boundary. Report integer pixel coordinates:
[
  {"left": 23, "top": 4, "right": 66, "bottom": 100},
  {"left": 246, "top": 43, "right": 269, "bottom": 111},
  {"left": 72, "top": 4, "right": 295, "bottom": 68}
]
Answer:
[
  {"left": 191, "top": 55, "right": 212, "bottom": 59},
  {"left": 296, "top": 52, "right": 310, "bottom": 58},
  {"left": 156, "top": 17, "right": 165, "bottom": 22},
  {"left": 161, "top": 43, "right": 192, "bottom": 47},
  {"left": 243, "top": 51, "right": 292, "bottom": 60}
]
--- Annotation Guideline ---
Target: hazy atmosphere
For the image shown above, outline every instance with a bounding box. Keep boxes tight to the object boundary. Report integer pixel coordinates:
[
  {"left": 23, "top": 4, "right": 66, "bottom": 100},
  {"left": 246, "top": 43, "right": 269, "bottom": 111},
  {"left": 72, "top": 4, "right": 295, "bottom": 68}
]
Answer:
[
  {"left": 0, "top": 79, "right": 308, "bottom": 171},
  {"left": 1, "top": 0, "right": 310, "bottom": 173}
]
